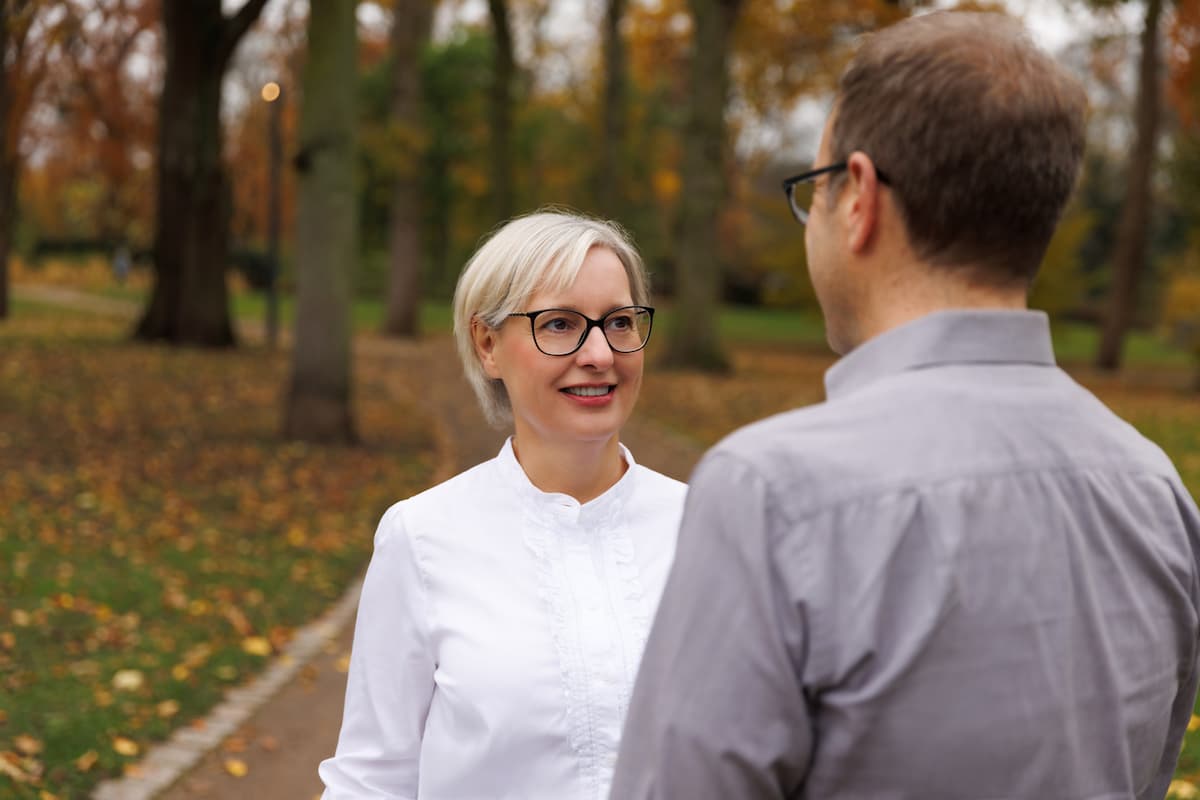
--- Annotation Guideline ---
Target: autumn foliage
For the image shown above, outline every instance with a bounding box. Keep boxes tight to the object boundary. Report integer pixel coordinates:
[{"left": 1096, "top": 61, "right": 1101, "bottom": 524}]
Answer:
[{"left": 0, "top": 308, "right": 435, "bottom": 796}]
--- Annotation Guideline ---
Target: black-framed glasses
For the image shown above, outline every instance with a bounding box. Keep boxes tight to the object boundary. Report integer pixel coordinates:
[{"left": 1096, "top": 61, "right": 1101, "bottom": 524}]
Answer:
[
  {"left": 507, "top": 305, "right": 655, "bottom": 356},
  {"left": 781, "top": 162, "right": 891, "bottom": 225}
]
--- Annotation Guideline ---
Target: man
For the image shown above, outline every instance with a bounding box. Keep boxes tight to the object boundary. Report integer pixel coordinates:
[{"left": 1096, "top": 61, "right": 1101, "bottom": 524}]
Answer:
[{"left": 611, "top": 11, "right": 1200, "bottom": 800}]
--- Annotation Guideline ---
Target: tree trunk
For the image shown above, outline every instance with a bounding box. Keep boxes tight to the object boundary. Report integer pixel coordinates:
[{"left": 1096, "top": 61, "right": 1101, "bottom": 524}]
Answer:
[
  {"left": 283, "top": 0, "right": 359, "bottom": 444},
  {"left": 597, "top": 0, "right": 628, "bottom": 218},
  {"left": 1096, "top": 0, "right": 1164, "bottom": 370},
  {"left": 662, "top": 0, "right": 741, "bottom": 371},
  {"left": 135, "top": 0, "right": 268, "bottom": 347},
  {"left": 0, "top": 1, "right": 13, "bottom": 322},
  {"left": 488, "top": 0, "right": 516, "bottom": 221},
  {"left": 382, "top": 0, "right": 434, "bottom": 338}
]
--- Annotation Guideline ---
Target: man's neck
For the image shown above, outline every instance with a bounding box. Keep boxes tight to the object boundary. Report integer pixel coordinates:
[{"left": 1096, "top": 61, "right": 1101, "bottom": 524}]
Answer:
[{"left": 854, "top": 264, "right": 1028, "bottom": 350}]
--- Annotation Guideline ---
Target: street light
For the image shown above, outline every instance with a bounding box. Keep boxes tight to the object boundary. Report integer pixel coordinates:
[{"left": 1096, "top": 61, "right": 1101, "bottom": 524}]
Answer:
[{"left": 262, "top": 81, "right": 283, "bottom": 348}]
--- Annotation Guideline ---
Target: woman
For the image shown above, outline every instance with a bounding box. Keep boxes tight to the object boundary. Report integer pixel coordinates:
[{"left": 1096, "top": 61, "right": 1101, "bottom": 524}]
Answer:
[{"left": 319, "top": 210, "right": 687, "bottom": 800}]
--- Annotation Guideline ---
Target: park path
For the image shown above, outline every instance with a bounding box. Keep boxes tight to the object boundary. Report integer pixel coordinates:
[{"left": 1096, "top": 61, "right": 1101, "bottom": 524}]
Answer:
[{"left": 11, "top": 285, "right": 706, "bottom": 799}]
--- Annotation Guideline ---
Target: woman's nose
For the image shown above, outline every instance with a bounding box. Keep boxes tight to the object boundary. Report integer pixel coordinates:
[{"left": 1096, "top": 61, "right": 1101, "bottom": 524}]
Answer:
[{"left": 575, "top": 325, "right": 614, "bottom": 367}]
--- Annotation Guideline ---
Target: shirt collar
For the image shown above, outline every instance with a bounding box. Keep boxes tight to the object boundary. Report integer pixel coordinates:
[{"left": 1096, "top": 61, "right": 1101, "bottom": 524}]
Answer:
[
  {"left": 494, "top": 436, "right": 637, "bottom": 528},
  {"left": 824, "top": 309, "right": 1057, "bottom": 401}
]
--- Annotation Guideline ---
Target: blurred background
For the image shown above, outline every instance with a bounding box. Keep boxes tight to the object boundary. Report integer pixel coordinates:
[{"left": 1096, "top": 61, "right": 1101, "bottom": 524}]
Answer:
[
  {"left": 3, "top": 1, "right": 1200, "bottom": 798},
  {"left": 1, "top": 0, "right": 1197, "bottom": 370}
]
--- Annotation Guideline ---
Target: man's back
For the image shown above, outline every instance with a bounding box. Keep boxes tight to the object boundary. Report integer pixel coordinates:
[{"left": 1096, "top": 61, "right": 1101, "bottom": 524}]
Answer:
[{"left": 613, "top": 311, "right": 1200, "bottom": 799}]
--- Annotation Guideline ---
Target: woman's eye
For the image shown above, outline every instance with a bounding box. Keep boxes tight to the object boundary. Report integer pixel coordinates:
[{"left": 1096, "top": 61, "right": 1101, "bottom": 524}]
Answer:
[
  {"left": 607, "top": 315, "right": 633, "bottom": 331},
  {"left": 540, "top": 316, "right": 577, "bottom": 333}
]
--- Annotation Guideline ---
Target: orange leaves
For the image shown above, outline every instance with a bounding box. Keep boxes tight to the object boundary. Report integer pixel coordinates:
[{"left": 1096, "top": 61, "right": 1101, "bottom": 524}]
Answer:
[
  {"left": 111, "top": 737, "right": 139, "bottom": 757},
  {"left": 1, "top": 308, "right": 438, "bottom": 796},
  {"left": 1166, "top": 0, "right": 1200, "bottom": 140},
  {"left": 74, "top": 749, "right": 99, "bottom": 772},
  {"left": 1171, "top": 780, "right": 1200, "bottom": 799},
  {"left": 13, "top": 735, "right": 42, "bottom": 756},
  {"left": 241, "top": 637, "right": 273, "bottom": 657},
  {"left": 0, "top": 751, "right": 40, "bottom": 784}
]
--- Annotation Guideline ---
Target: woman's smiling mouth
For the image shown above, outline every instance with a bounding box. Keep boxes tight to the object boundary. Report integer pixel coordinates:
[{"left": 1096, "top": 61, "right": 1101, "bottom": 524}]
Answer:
[{"left": 561, "top": 385, "right": 615, "bottom": 398}]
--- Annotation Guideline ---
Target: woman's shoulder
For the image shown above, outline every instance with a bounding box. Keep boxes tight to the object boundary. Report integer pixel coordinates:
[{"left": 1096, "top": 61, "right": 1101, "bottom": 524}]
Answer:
[
  {"left": 377, "top": 458, "right": 503, "bottom": 542},
  {"left": 629, "top": 464, "right": 688, "bottom": 507}
]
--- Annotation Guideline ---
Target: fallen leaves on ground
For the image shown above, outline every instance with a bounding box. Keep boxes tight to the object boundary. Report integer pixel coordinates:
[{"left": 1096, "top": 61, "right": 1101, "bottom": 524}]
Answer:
[{"left": 0, "top": 307, "right": 437, "bottom": 798}]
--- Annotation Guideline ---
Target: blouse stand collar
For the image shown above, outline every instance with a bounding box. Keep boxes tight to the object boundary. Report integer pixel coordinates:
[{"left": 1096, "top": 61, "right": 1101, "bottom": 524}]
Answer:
[{"left": 493, "top": 436, "right": 638, "bottom": 530}]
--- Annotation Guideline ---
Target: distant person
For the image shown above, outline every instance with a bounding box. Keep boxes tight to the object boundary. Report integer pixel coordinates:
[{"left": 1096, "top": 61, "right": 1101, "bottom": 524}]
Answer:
[
  {"left": 611, "top": 11, "right": 1200, "bottom": 799},
  {"left": 319, "top": 210, "right": 686, "bottom": 799}
]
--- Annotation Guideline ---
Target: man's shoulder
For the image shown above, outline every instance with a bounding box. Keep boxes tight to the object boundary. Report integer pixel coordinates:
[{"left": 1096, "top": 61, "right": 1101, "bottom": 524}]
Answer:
[
  {"left": 707, "top": 398, "right": 877, "bottom": 468},
  {"left": 696, "top": 403, "right": 860, "bottom": 504}
]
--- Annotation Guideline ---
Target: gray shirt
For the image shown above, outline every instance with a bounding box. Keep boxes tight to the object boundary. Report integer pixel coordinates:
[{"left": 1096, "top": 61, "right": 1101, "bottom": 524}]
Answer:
[{"left": 612, "top": 310, "right": 1200, "bottom": 800}]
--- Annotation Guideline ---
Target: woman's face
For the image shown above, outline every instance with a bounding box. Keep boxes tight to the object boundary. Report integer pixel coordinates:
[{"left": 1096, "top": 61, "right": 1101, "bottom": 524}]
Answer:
[{"left": 475, "top": 246, "right": 644, "bottom": 451}]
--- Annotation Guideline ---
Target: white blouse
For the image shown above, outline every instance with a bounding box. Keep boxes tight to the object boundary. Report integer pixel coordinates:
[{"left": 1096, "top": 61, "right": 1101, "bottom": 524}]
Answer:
[{"left": 319, "top": 439, "right": 687, "bottom": 800}]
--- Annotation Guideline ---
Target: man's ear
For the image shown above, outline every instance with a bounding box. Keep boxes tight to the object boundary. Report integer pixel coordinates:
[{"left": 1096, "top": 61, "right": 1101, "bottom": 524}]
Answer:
[
  {"left": 843, "top": 151, "right": 882, "bottom": 254},
  {"left": 472, "top": 316, "right": 503, "bottom": 379}
]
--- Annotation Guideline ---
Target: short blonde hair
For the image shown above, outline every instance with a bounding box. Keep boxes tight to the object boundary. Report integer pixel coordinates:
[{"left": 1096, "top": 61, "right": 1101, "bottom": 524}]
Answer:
[{"left": 453, "top": 209, "right": 650, "bottom": 428}]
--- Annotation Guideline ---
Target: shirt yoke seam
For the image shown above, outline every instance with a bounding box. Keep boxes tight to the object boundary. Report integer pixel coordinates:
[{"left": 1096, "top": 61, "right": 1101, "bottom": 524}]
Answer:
[
  {"left": 731, "top": 455, "right": 1183, "bottom": 528},
  {"left": 392, "top": 502, "right": 439, "bottom": 647}
]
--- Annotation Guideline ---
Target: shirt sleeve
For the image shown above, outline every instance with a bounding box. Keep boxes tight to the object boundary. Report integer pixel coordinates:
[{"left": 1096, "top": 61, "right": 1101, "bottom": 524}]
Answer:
[
  {"left": 319, "top": 504, "right": 435, "bottom": 800},
  {"left": 611, "top": 451, "right": 813, "bottom": 799}
]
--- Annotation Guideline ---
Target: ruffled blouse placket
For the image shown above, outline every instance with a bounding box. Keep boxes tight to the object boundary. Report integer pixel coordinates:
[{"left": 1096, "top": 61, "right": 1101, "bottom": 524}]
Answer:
[{"left": 499, "top": 446, "right": 654, "bottom": 800}]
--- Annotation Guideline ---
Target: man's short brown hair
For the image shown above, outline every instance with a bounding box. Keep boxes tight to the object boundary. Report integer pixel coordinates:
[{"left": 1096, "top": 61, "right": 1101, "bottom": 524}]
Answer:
[{"left": 830, "top": 11, "right": 1088, "bottom": 285}]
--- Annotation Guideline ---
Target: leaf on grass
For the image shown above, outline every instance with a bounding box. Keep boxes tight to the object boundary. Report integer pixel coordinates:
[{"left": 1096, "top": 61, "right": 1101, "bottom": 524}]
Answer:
[
  {"left": 10, "top": 610, "right": 30, "bottom": 627},
  {"left": 112, "top": 736, "right": 139, "bottom": 757},
  {"left": 112, "top": 669, "right": 145, "bottom": 691},
  {"left": 224, "top": 606, "right": 253, "bottom": 636},
  {"left": 1170, "top": 780, "right": 1200, "bottom": 799},
  {"left": 286, "top": 525, "right": 308, "bottom": 547},
  {"left": 156, "top": 700, "right": 181, "bottom": 718},
  {"left": 40, "top": 791, "right": 60, "bottom": 800},
  {"left": 0, "top": 632, "right": 14, "bottom": 650},
  {"left": 74, "top": 750, "right": 99, "bottom": 772},
  {"left": 1190, "top": 714, "right": 1200, "bottom": 732},
  {"left": 241, "top": 636, "right": 272, "bottom": 657},
  {"left": 14, "top": 734, "right": 42, "bottom": 755},
  {"left": 0, "top": 753, "right": 32, "bottom": 783},
  {"left": 223, "top": 758, "right": 249, "bottom": 777}
]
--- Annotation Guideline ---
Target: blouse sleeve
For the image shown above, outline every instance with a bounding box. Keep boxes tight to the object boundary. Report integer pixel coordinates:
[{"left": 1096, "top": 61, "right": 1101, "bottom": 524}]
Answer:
[{"left": 319, "top": 503, "right": 436, "bottom": 800}]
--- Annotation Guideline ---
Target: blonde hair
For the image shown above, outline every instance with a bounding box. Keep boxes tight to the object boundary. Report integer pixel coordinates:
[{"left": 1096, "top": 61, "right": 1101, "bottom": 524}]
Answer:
[{"left": 452, "top": 209, "right": 650, "bottom": 428}]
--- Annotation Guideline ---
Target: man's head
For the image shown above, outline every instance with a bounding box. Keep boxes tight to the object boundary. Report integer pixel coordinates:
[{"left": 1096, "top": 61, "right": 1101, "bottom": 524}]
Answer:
[{"left": 801, "top": 11, "right": 1088, "bottom": 353}]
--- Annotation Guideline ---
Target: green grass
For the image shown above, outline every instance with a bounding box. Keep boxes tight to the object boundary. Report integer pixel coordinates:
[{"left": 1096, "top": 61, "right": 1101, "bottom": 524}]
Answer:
[
  {"left": 0, "top": 306, "right": 437, "bottom": 798},
  {"left": 1052, "top": 321, "right": 1194, "bottom": 368},
  {"left": 53, "top": 283, "right": 1200, "bottom": 370}
]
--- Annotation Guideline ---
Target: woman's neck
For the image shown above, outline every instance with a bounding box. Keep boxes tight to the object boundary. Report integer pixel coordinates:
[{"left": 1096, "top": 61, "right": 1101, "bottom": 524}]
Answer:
[{"left": 510, "top": 432, "right": 627, "bottom": 504}]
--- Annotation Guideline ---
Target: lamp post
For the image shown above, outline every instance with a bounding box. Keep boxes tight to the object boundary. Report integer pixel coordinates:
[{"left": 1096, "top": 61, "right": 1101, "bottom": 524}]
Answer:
[{"left": 262, "top": 80, "right": 283, "bottom": 348}]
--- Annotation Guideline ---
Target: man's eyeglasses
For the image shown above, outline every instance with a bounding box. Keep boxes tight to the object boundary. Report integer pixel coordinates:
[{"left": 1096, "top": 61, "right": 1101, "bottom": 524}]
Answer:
[
  {"left": 781, "top": 162, "right": 891, "bottom": 225},
  {"left": 507, "top": 306, "right": 655, "bottom": 357}
]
